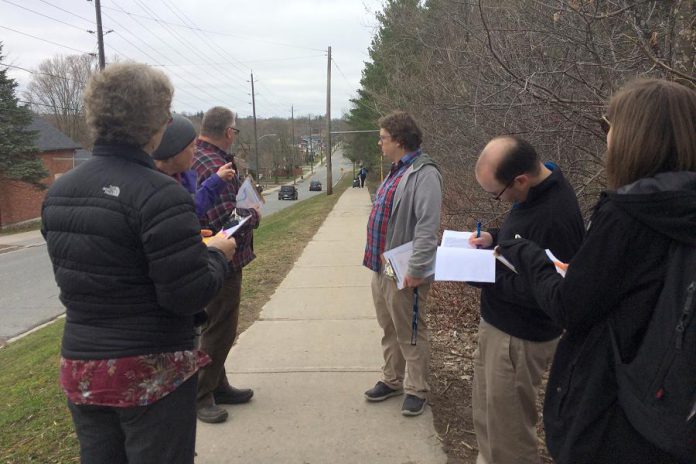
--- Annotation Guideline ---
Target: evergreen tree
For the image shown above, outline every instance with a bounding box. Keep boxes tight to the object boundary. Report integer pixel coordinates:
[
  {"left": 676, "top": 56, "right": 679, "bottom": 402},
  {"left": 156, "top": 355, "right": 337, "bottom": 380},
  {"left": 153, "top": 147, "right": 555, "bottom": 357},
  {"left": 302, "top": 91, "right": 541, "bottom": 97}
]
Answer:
[
  {"left": 0, "top": 43, "right": 47, "bottom": 187},
  {"left": 345, "top": 0, "right": 424, "bottom": 173}
]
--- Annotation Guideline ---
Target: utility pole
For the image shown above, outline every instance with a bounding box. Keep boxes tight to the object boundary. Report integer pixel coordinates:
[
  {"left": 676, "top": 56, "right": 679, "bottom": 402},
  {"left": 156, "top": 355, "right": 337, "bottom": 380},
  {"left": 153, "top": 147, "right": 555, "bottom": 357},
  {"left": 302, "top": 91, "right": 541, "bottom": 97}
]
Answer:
[
  {"left": 250, "top": 72, "right": 259, "bottom": 183},
  {"left": 291, "top": 106, "right": 296, "bottom": 185},
  {"left": 93, "top": 0, "right": 106, "bottom": 70},
  {"left": 326, "top": 46, "right": 333, "bottom": 195},
  {"left": 308, "top": 115, "right": 313, "bottom": 174}
]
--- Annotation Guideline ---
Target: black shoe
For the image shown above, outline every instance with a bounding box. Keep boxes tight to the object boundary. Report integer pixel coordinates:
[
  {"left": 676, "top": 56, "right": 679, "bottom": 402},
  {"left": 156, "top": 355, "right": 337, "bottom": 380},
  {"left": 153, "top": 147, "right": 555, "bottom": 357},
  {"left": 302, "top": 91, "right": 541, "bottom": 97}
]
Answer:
[
  {"left": 197, "top": 404, "right": 228, "bottom": 423},
  {"left": 364, "top": 381, "right": 403, "bottom": 402},
  {"left": 213, "top": 385, "right": 254, "bottom": 405},
  {"left": 401, "top": 394, "right": 427, "bottom": 416}
]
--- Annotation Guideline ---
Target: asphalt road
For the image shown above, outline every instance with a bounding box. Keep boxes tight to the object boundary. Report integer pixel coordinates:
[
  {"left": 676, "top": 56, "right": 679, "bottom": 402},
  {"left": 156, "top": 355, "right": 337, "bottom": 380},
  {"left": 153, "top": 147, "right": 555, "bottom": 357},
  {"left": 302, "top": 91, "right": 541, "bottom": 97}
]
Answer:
[
  {"left": 0, "top": 245, "right": 62, "bottom": 341},
  {"left": 260, "top": 150, "right": 354, "bottom": 217},
  {"left": 0, "top": 150, "right": 357, "bottom": 341}
]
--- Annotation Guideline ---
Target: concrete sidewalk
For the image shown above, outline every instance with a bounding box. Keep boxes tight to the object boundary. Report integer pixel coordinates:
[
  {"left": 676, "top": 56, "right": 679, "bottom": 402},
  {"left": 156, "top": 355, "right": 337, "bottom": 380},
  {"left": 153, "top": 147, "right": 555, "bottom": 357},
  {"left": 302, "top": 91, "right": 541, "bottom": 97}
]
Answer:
[
  {"left": 0, "top": 229, "right": 45, "bottom": 250},
  {"left": 195, "top": 187, "right": 446, "bottom": 463}
]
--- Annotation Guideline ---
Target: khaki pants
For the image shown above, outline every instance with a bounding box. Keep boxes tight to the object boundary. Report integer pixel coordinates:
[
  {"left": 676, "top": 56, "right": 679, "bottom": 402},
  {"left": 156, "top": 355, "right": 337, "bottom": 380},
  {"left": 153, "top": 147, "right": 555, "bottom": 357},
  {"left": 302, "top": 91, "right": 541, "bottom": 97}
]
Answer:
[
  {"left": 371, "top": 271, "right": 431, "bottom": 398},
  {"left": 472, "top": 319, "right": 558, "bottom": 464}
]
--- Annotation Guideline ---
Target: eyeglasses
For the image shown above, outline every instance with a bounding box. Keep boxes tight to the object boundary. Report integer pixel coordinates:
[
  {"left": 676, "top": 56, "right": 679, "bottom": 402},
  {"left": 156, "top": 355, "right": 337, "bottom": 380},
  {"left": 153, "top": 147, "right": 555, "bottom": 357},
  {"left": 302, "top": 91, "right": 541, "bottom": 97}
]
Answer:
[
  {"left": 492, "top": 178, "right": 515, "bottom": 201},
  {"left": 228, "top": 127, "right": 240, "bottom": 135},
  {"left": 599, "top": 115, "right": 611, "bottom": 135},
  {"left": 378, "top": 134, "right": 391, "bottom": 141}
]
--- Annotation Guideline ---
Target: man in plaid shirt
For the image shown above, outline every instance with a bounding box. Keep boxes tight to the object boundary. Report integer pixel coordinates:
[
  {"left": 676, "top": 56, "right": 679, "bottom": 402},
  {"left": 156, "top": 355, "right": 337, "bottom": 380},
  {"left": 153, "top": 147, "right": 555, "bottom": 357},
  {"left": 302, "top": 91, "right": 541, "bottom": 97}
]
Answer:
[
  {"left": 192, "top": 106, "right": 261, "bottom": 424},
  {"left": 362, "top": 112, "right": 442, "bottom": 417}
]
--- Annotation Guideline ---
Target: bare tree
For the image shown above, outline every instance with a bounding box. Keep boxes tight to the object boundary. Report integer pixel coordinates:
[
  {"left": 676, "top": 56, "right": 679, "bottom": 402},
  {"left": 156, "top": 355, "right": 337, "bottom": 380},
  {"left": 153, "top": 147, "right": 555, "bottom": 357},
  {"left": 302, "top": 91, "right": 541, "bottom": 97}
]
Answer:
[
  {"left": 350, "top": 0, "right": 695, "bottom": 229},
  {"left": 24, "top": 54, "right": 97, "bottom": 146}
]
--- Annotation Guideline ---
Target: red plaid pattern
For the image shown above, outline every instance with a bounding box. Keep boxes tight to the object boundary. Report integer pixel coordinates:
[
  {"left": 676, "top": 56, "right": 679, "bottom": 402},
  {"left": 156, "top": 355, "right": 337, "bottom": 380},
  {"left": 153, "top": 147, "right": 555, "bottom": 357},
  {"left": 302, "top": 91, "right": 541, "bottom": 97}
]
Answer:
[
  {"left": 363, "top": 150, "right": 420, "bottom": 272},
  {"left": 192, "top": 140, "right": 259, "bottom": 271}
]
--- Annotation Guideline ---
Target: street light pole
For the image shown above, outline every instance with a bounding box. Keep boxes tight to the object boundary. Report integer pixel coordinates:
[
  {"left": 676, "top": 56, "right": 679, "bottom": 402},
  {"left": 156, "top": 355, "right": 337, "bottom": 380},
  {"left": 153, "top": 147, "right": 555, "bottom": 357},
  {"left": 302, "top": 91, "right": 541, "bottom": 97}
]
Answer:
[
  {"left": 326, "top": 46, "right": 332, "bottom": 195},
  {"left": 92, "top": 0, "right": 106, "bottom": 70},
  {"left": 251, "top": 71, "right": 259, "bottom": 181},
  {"left": 291, "top": 106, "right": 296, "bottom": 185}
]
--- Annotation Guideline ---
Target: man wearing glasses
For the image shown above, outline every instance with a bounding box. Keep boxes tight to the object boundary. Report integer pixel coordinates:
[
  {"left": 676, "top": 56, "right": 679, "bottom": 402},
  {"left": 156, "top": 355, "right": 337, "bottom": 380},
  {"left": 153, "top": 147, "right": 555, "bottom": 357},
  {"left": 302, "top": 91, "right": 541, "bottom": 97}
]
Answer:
[
  {"left": 192, "top": 106, "right": 260, "bottom": 424},
  {"left": 467, "top": 136, "right": 584, "bottom": 464},
  {"left": 363, "top": 111, "right": 442, "bottom": 417}
]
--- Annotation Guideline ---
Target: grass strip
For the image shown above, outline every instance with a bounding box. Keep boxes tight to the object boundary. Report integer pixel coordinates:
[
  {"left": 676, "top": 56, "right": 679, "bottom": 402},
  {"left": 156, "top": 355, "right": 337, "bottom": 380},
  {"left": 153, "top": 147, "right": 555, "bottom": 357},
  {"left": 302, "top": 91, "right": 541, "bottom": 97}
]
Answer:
[{"left": 0, "top": 175, "right": 351, "bottom": 463}]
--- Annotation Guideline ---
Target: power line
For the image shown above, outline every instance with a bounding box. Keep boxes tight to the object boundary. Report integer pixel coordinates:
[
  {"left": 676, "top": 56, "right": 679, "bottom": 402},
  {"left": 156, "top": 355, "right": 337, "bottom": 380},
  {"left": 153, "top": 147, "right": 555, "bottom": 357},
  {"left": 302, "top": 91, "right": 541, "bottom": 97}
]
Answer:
[
  {"left": 240, "top": 54, "right": 325, "bottom": 65},
  {"left": 0, "top": 0, "right": 90, "bottom": 32},
  {"left": 108, "top": 0, "right": 249, "bottom": 104},
  {"left": 0, "top": 25, "right": 92, "bottom": 54},
  {"left": 331, "top": 57, "right": 352, "bottom": 87},
  {"left": 35, "top": 0, "right": 94, "bottom": 24},
  {"left": 100, "top": 3, "right": 325, "bottom": 52},
  {"left": 0, "top": 61, "right": 80, "bottom": 83},
  {"left": 134, "top": 0, "right": 249, "bottom": 86},
  {"left": 93, "top": 41, "right": 207, "bottom": 112},
  {"left": 160, "top": 0, "right": 249, "bottom": 77}
]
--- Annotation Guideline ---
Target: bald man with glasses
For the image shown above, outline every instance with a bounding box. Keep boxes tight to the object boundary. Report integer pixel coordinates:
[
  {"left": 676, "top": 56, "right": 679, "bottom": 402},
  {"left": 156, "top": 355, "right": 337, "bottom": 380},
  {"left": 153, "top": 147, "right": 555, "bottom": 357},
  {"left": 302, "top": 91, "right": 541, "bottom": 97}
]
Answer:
[{"left": 467, "top": 135, "right": 585, "bottom": 464}]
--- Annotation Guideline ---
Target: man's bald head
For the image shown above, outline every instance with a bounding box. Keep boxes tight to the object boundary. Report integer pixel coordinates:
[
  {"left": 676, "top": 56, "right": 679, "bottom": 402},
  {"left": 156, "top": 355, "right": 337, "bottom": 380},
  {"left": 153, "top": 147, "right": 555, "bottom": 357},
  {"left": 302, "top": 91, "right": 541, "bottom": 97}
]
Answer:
[{"left": 476, "top": 136, "right": 540, "bottom": 184}]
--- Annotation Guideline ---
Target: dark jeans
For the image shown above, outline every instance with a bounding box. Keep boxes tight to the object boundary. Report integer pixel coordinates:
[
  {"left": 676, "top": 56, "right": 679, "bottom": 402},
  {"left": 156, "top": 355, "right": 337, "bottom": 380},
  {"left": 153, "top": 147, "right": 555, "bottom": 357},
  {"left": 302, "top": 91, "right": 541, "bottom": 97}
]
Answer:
[
  {"left": 197, "top": 269, "right": 242, "bottom": 406},
  {"left": 67, "top": 376, "right": 197, "bottom": 464}
]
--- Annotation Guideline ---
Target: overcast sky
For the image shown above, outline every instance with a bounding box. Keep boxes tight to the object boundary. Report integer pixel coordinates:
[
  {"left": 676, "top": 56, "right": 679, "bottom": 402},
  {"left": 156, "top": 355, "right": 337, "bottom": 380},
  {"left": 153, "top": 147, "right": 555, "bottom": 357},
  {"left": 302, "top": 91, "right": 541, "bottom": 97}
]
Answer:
[{"left": 1, "top": 0, "right": 384, "bottom": 118}]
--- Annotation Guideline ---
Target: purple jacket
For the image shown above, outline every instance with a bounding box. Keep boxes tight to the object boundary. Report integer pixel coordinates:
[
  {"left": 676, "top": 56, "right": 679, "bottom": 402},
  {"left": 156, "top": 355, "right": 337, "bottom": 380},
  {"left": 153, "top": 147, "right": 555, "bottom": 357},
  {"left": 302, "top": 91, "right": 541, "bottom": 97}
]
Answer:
[{"left": 176, "top": 169, "right": 227, "bottom": 218}]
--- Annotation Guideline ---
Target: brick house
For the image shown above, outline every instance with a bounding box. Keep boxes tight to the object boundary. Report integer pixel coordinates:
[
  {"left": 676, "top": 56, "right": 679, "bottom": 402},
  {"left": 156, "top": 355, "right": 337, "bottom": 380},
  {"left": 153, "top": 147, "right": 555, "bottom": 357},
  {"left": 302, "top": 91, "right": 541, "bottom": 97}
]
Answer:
[{"left": 0, "top": 116, "right": 83, "bottom": 229}]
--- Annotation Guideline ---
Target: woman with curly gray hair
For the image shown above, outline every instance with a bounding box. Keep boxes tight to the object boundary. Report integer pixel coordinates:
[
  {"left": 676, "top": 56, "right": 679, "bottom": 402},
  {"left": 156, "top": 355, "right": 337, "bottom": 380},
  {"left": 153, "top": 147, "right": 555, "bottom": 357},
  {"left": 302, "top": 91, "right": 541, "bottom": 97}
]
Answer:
[{"left": 41, "top": 62, "right": 236, "bottom": 464}]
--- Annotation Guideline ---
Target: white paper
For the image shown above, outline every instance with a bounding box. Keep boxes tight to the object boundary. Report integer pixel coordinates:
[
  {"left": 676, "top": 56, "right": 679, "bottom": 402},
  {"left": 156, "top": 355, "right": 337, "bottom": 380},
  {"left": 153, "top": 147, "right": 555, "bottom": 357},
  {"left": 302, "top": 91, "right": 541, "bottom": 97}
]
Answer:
[
  {"left": 382, "top": 241, "right": 434, "bottom": 290},
  {"left": 441, "top": 230, "right": 474, "bottom": 248},
  {"left": 236, "top": 176, "right": 265, "bottom": 210},
  {"left": 222, "top": 215, "right": 251, "bottom": 237},
  {"left": 435, "top": 247, "right": 496, "bottom": 283}
]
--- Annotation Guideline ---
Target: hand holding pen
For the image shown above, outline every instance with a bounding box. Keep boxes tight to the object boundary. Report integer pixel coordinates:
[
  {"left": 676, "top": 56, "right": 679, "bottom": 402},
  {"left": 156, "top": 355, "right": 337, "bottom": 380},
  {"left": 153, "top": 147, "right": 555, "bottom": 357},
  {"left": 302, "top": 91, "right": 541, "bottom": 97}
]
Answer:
[{"left": 468, "top": 222, "right": 494, "bottom": 249}]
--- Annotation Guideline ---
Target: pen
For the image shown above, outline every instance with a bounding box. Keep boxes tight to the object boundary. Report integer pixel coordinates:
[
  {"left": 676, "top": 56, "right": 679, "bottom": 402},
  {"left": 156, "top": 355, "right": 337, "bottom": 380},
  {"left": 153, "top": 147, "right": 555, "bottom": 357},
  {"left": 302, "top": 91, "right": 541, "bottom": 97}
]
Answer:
[{"left": 476, "top": 221, "right": 481, "bottom": 249}]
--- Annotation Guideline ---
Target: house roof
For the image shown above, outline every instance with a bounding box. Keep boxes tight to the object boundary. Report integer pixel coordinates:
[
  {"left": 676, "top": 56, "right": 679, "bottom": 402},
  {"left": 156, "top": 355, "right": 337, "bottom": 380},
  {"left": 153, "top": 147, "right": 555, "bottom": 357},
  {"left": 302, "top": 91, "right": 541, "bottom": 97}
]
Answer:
[{"left": 27, "top": 115, "right": 81, "bottom": 152}]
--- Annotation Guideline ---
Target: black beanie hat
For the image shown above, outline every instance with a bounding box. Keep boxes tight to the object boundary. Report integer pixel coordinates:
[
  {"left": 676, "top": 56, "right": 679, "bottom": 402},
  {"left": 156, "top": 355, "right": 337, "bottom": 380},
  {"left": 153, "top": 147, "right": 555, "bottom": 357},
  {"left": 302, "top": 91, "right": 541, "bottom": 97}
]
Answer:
[{"left": 152, "top": 114, "right": 197, "bottom": 160}]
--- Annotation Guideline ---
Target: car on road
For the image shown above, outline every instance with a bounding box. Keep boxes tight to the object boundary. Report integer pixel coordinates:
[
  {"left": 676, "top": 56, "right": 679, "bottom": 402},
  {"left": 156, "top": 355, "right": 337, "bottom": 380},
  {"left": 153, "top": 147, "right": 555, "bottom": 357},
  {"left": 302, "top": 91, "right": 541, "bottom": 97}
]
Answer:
[
  {"left": 309, "top": 180, "right": 322, "bottom": 191},
  {"left": 278, "top": 185, "right": 298, "bottom": 200}
]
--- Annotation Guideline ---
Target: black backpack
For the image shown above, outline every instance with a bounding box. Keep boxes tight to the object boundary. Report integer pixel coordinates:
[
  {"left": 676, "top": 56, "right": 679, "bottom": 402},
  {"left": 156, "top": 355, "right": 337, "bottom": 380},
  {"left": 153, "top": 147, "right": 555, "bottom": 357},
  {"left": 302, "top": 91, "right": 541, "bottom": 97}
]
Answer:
[{"left": 611, "top": 242, "right": 696, "bottom": 463}]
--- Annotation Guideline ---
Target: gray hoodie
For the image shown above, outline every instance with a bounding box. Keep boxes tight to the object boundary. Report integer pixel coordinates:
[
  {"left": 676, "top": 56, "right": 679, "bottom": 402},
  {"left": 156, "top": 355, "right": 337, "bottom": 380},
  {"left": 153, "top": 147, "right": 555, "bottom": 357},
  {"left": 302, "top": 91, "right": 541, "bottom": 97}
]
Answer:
[{"left": 385, "top": 153, "right": 443, "bottom": 278}]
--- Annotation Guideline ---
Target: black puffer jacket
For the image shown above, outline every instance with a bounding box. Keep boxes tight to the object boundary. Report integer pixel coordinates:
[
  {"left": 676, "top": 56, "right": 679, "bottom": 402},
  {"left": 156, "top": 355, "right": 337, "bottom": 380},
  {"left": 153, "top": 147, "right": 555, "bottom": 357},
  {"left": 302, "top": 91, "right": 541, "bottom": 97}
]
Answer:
[
  {"left": 500, "top": 171, "right": 696, "bottom": 464},
  {"left": 42, "top": 144, "right": 229, "bottom": 360},
  {"left": 482, "top": 165, "right": 585, "bottom": 342}
]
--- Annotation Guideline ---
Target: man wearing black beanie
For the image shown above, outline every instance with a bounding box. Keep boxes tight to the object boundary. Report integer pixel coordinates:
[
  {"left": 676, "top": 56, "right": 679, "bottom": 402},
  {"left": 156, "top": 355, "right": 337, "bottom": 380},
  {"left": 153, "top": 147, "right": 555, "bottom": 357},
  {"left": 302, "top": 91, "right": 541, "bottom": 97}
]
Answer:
[{"left": 153, "top": 114, "right": 236, "bottom": 217}]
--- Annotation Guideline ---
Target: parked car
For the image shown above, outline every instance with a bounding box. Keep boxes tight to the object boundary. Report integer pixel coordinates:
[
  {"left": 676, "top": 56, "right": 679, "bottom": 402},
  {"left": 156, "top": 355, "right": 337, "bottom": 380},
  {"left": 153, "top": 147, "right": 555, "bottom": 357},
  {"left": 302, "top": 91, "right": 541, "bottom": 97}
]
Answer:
[
  {"left": 278, "top": 185, "right": 298, "bottom": 200},
  {"left": 309, "top": 180, "right": 322, "bottom": 191}
]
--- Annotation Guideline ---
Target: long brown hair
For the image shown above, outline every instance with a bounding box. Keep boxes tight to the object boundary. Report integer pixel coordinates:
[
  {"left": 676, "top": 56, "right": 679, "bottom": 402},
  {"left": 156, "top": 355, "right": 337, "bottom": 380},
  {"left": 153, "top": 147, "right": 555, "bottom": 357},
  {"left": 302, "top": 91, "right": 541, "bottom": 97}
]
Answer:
[{"left": 605, "top": 79, "right": 696, "bottom": 189}]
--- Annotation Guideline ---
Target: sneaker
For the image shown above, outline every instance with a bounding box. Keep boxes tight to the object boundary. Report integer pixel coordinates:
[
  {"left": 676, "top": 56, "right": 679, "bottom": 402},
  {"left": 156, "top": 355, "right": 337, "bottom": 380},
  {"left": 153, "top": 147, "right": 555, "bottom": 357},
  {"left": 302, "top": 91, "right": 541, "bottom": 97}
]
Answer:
[
  {"left": 401, "top": 394, "right": 427, "bottom": 416},
  {"left": 214, "top": 385, "right": 254, "bottom": 405},
  {"left": 364, "top": 381, "right": 403, "bottom": 402},
  {"left": 196, "top": 404, "right": 229, "bottom": 423}
]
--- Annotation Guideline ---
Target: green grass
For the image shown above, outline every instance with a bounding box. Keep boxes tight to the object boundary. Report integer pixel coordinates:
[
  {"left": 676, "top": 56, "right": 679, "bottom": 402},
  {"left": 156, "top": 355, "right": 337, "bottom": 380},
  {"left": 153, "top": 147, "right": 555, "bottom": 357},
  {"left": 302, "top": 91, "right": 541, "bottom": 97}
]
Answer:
[
  {"left": 0, "top": 175, "right": 351, "bottom": 463},
  {"left": 0, "top": 319, "right": 78, "bottom": 463},
  {"left": 0, "top": 222, "right": 41, "bottom": 236}
]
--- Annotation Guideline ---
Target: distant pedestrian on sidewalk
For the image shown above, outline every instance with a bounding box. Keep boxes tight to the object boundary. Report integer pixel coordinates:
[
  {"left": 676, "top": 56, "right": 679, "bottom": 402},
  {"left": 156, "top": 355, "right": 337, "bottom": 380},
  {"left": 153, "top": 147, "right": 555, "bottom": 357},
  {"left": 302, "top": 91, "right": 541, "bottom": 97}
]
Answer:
[
  {"left": 359, "top": 166, "right": 368, "bottom": 187},
  {"left": 362, "top": 111, "right": 442, "bottom": 416},
  {"left": 42, "top": 62, "right": 236, "bottom": 464},
  {"left": 468, "top": 136, "right": 584, "bottom": 464},
  {"left": 192, "top": 106, "right": 260, "bottom": 424},
  {"left": 152, "top": 113, "right": 236, "bottom": 218}
]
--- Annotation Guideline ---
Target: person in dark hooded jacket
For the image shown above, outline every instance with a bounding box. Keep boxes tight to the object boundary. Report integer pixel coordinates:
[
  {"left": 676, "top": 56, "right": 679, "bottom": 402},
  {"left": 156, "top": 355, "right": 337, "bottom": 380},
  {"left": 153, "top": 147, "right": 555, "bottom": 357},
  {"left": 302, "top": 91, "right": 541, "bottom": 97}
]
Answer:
[{"left": 499, "top": 78, "right": 696, "bottom": 463}]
